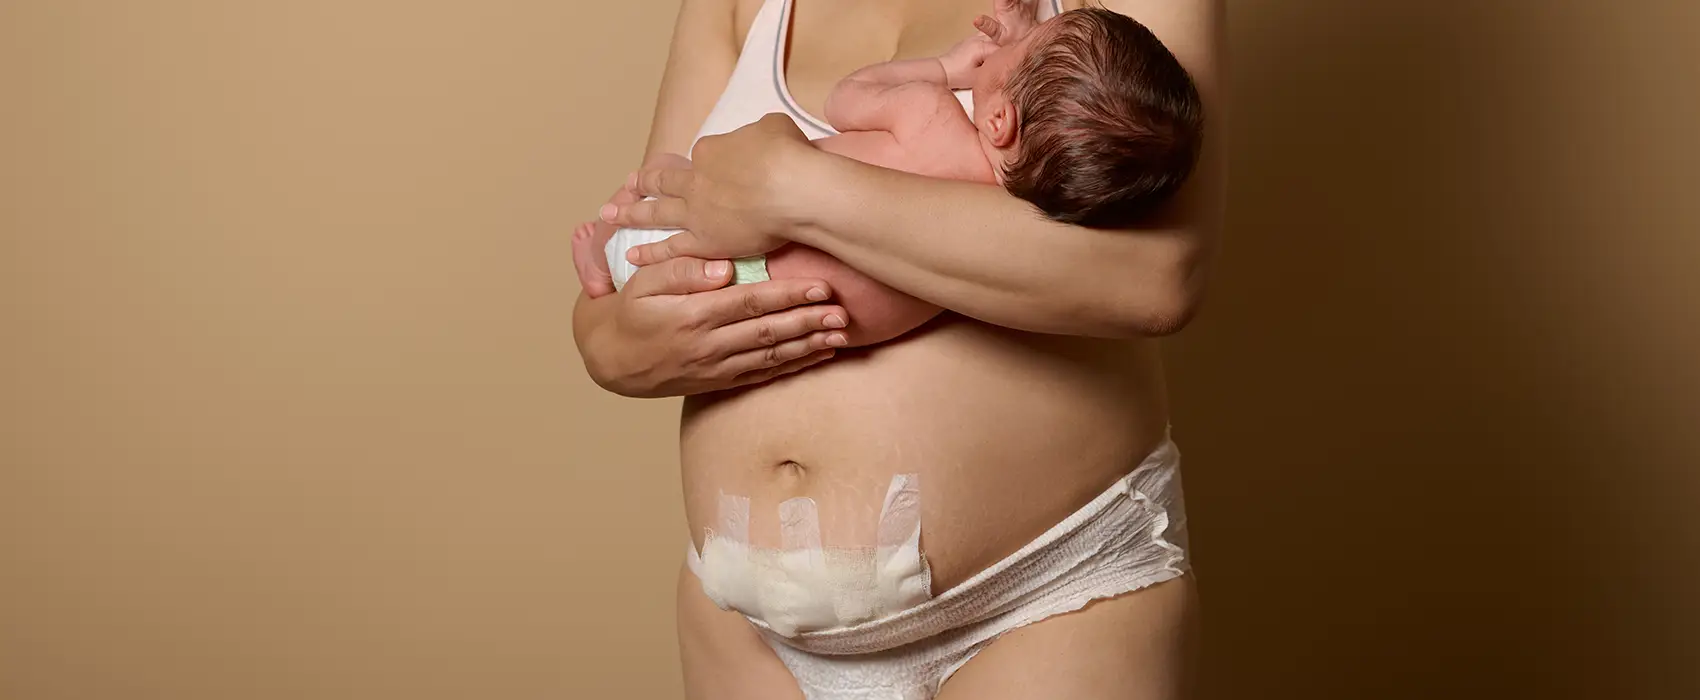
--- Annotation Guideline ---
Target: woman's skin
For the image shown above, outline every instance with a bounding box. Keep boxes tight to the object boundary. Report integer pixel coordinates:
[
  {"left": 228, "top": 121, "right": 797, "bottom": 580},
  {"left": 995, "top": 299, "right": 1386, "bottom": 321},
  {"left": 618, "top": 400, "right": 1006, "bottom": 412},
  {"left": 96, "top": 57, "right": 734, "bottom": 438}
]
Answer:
[{"left": 575, "top": 0, "right": 1225, "bottom": 697}]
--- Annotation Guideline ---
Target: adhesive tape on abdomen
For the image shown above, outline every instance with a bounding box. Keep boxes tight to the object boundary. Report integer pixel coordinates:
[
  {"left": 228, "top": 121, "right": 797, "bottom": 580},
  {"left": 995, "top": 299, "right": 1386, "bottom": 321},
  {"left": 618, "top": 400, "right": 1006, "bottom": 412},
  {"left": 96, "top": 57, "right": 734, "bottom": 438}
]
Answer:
[
  {"left": 875, "top": 474, "right": 932, "bottom": 609},
  {"left": 694, "top": 473, "right": 932, "bottom": 637}
]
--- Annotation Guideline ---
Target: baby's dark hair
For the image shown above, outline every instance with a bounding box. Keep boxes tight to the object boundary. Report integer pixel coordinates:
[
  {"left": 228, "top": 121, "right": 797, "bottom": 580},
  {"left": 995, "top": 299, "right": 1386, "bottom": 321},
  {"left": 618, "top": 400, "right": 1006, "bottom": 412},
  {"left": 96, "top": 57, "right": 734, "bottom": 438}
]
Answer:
[{"left": 1000, "top": 8, "right": 1204, "bottom": 228}]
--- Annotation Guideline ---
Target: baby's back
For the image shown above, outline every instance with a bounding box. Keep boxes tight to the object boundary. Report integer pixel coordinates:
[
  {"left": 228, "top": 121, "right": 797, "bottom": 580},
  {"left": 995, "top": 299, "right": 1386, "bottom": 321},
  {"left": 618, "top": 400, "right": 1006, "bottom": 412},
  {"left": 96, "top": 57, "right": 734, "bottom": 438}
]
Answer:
[
  {"left": 813, "top": 85, "right": 996, "bottom": 186},
  {"left": 755, "top": 83, "right": 996, "bottom": 345}
]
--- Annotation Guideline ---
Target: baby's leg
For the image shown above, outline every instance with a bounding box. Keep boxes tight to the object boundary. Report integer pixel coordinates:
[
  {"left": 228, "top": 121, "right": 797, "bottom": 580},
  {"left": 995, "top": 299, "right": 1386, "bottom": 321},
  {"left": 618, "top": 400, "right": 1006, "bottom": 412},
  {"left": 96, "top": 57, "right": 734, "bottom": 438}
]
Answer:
[
  {"left": 572, "top": 220, "right": 617, "bottom": 298},
  {"left": 574, "top": 154, "right": 697, "bottom": 299},
  {"left": 765, "top": 245, "right": 942, "bottom": 347}
]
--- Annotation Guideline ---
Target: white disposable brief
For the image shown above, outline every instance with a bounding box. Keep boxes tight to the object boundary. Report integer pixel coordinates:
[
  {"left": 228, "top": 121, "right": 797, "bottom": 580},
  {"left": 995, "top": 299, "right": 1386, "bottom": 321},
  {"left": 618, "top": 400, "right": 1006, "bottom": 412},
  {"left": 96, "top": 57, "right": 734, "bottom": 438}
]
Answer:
[
  {"left": 604, "top": 202, "right": 768, "bottom": 291},
  {"left": 686, "top": 438, "right": 1190, "bottom": 699}
]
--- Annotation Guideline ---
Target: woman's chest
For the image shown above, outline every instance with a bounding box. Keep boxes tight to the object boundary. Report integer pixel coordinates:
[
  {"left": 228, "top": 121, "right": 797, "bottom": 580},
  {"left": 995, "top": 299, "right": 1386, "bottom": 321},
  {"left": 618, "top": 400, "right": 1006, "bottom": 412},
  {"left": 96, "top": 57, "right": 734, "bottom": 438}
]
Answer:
[{"left": 778, "top": 0, "right": 994, "bottom": 117}]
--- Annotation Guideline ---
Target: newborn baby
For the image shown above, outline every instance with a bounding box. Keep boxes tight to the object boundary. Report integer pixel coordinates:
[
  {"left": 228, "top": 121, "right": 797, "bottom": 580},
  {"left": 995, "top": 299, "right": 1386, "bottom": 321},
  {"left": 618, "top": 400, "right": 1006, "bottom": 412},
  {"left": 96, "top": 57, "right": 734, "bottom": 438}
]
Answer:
[{"left": 574, "top": 4, "right": 1203, "bottom": 347}]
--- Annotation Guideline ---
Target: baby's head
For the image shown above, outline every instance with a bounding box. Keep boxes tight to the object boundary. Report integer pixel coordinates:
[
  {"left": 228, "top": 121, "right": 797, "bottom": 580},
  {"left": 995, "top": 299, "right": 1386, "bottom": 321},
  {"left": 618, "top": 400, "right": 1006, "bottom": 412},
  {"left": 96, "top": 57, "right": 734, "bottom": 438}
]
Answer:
[{"left": 970, "top": 8, "right": 1204, "bottom": 228}]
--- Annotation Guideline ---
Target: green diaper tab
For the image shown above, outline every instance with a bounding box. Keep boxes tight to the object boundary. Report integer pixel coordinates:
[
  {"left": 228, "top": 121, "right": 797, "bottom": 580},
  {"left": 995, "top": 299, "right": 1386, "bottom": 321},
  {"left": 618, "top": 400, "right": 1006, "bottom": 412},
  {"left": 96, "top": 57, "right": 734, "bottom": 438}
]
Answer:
[{"left": 730, "top": 255, "right": 770, "bottom": 285}]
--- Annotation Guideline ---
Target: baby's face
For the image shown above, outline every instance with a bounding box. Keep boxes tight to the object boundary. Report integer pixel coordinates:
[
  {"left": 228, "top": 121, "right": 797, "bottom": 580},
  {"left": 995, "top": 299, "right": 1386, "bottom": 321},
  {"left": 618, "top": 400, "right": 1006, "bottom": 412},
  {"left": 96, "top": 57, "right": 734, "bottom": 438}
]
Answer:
[{"left": 968, "top": 22, "right": 1048, "bottom": 128}]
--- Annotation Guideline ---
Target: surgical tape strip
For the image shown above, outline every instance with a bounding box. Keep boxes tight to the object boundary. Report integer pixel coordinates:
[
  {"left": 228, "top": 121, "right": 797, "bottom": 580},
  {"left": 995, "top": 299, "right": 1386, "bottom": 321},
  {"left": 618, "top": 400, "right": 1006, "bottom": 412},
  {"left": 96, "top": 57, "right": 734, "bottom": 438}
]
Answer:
[{"left": 691, "top": 473, "right": 932, "bottom": 638}]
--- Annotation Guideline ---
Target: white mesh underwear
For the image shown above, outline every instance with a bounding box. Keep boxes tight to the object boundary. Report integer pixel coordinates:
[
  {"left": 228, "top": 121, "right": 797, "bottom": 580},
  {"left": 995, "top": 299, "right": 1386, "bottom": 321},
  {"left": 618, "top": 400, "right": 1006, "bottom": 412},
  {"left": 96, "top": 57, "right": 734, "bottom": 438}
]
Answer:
[{"left": 686, "top": 438, "right": 1190, "bottom": 699}]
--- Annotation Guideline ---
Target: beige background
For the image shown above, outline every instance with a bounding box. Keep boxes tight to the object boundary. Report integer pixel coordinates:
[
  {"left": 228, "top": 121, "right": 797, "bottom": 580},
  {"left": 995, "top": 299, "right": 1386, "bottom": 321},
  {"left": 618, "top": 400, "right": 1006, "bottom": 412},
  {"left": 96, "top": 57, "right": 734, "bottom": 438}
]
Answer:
[{"left": 1, "top": 0, "right": 1695, "bottom": 698}]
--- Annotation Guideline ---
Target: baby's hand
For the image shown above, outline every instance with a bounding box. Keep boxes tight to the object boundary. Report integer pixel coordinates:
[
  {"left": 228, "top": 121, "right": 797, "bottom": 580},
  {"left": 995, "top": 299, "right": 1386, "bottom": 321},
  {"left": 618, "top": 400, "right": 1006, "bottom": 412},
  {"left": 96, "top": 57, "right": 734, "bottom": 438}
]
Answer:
[
  {"left": 939, "top": 34, "right": 999, "bottom": 89},
  {"left": 976, "top": 0, "right": 1041, "bottom": 46}
]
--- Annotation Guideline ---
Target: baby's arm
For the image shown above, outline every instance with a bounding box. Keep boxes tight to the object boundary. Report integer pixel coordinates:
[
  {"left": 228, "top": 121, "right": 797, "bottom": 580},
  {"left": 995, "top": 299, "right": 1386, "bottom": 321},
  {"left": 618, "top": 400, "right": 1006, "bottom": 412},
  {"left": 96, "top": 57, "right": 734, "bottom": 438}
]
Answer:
[{"left": 823, "top": 37, "right": 996, "bottom": 135}]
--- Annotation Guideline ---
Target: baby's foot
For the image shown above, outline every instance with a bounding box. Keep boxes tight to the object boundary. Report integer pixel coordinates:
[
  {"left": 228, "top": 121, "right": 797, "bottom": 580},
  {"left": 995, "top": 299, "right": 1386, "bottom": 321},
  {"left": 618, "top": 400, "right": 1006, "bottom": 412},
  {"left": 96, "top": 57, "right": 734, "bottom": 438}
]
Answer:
[{"left": 572, "top": 220, "right": 617, "bottom": 298}]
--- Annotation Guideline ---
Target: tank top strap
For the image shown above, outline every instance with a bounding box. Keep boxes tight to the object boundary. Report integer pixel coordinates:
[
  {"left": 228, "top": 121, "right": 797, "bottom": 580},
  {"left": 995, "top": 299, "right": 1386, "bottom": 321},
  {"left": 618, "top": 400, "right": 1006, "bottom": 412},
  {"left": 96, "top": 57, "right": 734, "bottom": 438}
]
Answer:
[{"left": 693, "top": 0, "right": 1069, "bottom": 147}]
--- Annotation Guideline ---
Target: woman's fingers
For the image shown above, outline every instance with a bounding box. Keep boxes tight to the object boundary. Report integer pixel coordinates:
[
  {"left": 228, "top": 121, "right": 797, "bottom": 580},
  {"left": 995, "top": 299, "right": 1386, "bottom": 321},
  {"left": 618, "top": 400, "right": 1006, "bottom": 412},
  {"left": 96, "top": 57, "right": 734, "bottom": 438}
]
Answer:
[
  {"left": 607, "top": 179, "right": 643, "bottom": 208},
  {"left": 601, "top": 195, "right": 690, "bottom": 229},
  {"left": 710, "top": 299, "right": 848, "bottom": 376},
  {"left": 727, "top": 349, "right": 838, "bottom": 390},
  {"left": 712, "top": 302, "right": 847, "bottom": 355},
  {"left": 643, "top": 152, "right": 694, "bottom": 171},
  {"left": 697, "top": 278, "right": 833, "bottom": 326},
  {"left": 718, "top": 326, "right": 842, "bottom": 379},
  {"left": 975, "top": 15, "right": 1005, "bottom": 43},
  {"left": 621, "top": 256, "right": 735, "bottom": 297},
  {"left": 627, "top": 233, "right": 696, "bottom": 266},
  {"left": 630, "top": 166, "right": 694, "bottom": 200}
]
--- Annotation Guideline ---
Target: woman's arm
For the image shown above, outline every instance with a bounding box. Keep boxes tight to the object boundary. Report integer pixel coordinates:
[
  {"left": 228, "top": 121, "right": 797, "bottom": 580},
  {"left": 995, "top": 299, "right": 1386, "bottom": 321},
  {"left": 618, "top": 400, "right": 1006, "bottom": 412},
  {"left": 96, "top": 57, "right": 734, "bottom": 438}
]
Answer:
[
  {"left": 572, "top": 0, "right": 850, "bottom": 397},
  {"left": 612, "top": 0, "right": 1227, "bottom": 339},
  {"left": 642, "top": 0, "right": 739, "bottom": 160},
  {"left": 795, "top": 150, "right": 1215, "bottom": 338}
]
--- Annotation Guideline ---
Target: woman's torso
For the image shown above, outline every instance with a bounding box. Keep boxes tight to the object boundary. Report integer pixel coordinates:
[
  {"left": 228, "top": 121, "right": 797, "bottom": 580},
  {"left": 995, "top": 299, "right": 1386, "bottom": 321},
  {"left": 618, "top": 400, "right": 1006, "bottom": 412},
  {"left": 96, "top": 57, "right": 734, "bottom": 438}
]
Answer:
[{"left": 681, "top": 0, "right": 1169, "bottom": 591}]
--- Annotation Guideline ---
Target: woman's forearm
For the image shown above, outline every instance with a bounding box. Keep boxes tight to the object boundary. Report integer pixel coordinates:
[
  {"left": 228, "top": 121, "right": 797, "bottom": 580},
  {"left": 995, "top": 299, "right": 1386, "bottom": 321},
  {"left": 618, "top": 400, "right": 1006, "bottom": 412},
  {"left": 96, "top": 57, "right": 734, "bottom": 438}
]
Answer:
[
  {"left": 571, "top": 291, "right": 624, "bottom": 389},
  {"left": 785, "top": 150, "right": 1215, "bottom": 338}
]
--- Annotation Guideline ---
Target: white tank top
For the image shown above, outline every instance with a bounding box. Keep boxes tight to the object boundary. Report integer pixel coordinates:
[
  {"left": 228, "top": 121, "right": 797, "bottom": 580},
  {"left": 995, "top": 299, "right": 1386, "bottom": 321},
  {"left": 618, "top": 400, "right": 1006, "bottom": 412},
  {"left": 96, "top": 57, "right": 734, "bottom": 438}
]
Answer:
[{"left": 690, "top": 0, "right": 1065, "bottom": 149}]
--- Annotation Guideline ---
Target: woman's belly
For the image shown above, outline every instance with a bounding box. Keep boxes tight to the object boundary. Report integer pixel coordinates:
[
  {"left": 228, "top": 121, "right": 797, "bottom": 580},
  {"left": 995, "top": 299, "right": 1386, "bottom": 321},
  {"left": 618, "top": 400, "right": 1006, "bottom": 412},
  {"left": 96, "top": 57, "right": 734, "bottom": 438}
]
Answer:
[{"left": 680, "top": 315, "right": 1171, "bottom": 591}]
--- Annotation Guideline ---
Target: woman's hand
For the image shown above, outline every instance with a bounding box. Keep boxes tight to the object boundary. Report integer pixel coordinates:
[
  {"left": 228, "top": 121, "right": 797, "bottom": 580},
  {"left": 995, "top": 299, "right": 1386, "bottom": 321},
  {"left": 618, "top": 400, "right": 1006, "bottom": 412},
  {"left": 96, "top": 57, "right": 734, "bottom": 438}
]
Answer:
[
  {"left": 602, "top": 114, "right": 820, "bottom": 265},
  {"left": 573, "top": 153, "right": 697, "bottom": 299},
  {"left": 575, "top": 254, "right": 851, "bottom": 398}
]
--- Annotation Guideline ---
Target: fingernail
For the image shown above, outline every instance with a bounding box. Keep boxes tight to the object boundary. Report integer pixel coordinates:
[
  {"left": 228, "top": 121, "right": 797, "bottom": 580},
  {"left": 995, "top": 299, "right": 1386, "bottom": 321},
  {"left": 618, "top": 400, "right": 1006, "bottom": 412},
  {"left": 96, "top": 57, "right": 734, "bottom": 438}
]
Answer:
[
  {"left": 826, "top": 333, "right": 847, "bottom": 347},
  {"left": 824, "top": 314, "right": 846, "bottom": 329},
  {"left": 599, "top": 203, "right": 618, "bottom": 222},
  {"left": 806, "top": 287, "right": 829, "bottom": 302},
  {"left": 627, "top": 172, "right": 639, "bottom": 189},
  {"left": 706, "top": 260, "right": 731, "bottom": 279}
]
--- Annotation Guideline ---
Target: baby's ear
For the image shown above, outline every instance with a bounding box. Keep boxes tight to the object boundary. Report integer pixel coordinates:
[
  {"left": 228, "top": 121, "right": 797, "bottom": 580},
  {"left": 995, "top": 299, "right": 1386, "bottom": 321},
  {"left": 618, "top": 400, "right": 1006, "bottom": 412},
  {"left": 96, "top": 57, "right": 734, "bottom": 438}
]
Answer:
[{"left": 981, "top": 93, "right": 1020, "bottom": 150}]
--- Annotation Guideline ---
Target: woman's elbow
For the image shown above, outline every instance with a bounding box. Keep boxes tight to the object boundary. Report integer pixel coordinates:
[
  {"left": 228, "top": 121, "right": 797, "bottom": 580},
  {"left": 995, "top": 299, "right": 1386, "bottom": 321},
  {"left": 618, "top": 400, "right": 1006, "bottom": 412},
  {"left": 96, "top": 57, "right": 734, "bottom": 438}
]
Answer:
[
  {"left": 1142, "top": 292, "right": 1202, "bottom": 337},
  {"left": 572, "top": 294, "right": 643, "bottom": 397},
  {"left": 1096, "top": 272, "right": 1207, "bottom": 339},
  {"left": 1096, "top": 294, "right": 1197, "bottom": 338}
]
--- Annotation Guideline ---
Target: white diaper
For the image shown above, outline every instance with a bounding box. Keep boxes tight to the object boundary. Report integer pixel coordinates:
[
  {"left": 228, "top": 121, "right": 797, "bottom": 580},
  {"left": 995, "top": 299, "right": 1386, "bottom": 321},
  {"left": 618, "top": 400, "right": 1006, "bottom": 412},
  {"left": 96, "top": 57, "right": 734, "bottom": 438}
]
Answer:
[
  {"left": 605, "top": 199, "right": 769, "bottom": 291},
  {"left": 686, "top": 438, "right": 1190, "bottom": 700}
]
